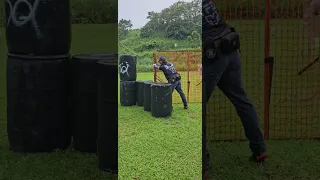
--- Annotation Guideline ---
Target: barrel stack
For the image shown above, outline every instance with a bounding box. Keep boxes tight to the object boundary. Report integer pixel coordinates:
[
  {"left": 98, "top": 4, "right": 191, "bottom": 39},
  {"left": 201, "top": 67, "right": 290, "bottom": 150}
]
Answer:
[
  {"left": 5, "top": 0, "right": 72, "bottom": 152},
  {"left": 151, "top": 83, "right": 172, "bottom": 118},
  {"left": 143, "top": 81, "right": 154, "bottom": 111},
  {"left": 136, "top": 80, "right": 152, "bottom": 106},
  {"left": 69, "top": 53, "right": 118, "bottom": 154},
  {"left": 118, "top": 54, "right": 172, "bottom": 117},
  {"left": 97, "top": 58, "right": 118, "bottom": 173},
  {"left": 119, "top": 54, "right": 137, "bottom": 106}
]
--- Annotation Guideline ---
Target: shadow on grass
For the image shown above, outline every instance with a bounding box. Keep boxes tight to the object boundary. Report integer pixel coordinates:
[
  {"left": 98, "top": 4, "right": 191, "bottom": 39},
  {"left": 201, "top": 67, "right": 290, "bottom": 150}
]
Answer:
[
  {"left": 118, "top": 103, "right": 201, "bottom": 179},
  {"left": 208, "top": 140, "right": 320, "bottom": 180}
]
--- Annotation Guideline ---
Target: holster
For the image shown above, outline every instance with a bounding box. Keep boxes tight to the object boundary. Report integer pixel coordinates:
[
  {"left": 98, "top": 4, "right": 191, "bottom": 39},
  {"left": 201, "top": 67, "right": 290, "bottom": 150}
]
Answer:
[
  {"left": 168, "top": 74, "right": 181, "bottom": 83},
  {"left": 202, "top": 27, "right": 240, "bottom": 63},
  {"left": 202, "top": 37, "right": 221, "bottom": 61},
  {"left": 220, "top": 27, "right": 240, "bottom": 55}
]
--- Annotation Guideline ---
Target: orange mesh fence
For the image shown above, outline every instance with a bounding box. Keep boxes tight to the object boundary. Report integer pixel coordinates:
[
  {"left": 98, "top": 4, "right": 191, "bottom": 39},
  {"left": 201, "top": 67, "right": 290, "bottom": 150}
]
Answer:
[
  {"left": 153, "top": 50, "right": 202, "bottom": 104},
  {"left": 207, "top": 0, "right": 320, "bottom": 141},
  {"left": 268, "top": 0, "right": 320, "bottom": 139},
  {"left": 206, "top": 0, "right": 264, "bottom": 140}
]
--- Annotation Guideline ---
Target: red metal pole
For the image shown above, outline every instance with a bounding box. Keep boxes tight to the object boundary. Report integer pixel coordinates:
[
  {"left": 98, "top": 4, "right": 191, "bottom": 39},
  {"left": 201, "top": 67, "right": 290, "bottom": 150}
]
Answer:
[
  {"left": 153, "top": 51, "right": 157, "bottom": 82},
  {"left": 187, "top": 51, "right": 191, "bottom": 102},
  {"left": 264, "top": 0, "right": 271, "bottom": 140}
]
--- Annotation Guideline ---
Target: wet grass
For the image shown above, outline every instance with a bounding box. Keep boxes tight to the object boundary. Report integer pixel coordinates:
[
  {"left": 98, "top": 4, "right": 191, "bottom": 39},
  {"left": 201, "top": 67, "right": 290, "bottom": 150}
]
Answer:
[
  {"left": 0, "top": 24, "right": 117, "bottom": 180},
  {"left": 118, "top": 73, "right": 202, "bottom": 179}
]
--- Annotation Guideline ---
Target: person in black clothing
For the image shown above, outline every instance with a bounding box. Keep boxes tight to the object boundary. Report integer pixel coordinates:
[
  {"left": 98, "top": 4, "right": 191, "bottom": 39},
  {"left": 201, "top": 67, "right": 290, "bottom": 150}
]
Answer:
[
  {"left": 202, "top": 0, "right": 268, "bottom": 179},
  {"left": 154, "top": 56, "right": 188, "bottom": 109}
]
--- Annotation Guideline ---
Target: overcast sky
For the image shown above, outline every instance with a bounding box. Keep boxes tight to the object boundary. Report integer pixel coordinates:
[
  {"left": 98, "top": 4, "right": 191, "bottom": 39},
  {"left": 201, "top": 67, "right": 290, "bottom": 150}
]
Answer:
[{"left": 118, "top": 0, "right": 193, "bottom": 29}]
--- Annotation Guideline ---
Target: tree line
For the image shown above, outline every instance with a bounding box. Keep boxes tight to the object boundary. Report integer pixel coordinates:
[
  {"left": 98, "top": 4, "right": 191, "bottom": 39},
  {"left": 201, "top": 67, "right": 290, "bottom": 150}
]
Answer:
[
  {"left": 119, "top": 0, "right": 312, "bottom": 41},
  {"left": 0, "top": 0, "right": 117, "bottom": 27},
  {"left": 119, "top": 0, "right": 201, "bottom": 42}
]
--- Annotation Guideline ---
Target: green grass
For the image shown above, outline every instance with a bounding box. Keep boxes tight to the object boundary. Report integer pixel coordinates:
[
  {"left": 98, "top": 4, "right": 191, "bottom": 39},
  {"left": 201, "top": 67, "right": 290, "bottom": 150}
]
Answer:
[
  {"left": 208, "top": 140, "right": 320, "bottom": 180},
  {"left": 0, "top": 24, "right": 117, "bottom": 180},
  {"left": 118, "top": 73, "right": 202, "bottom": 179}
]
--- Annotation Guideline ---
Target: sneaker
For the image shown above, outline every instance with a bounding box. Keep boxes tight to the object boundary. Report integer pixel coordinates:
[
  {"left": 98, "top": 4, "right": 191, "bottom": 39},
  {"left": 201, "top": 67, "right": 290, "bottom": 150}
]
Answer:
[
  {"left": 184, "top": 106, "right": 188, "bottom": 109},
  {"left": 250, "top": 153, "right": 268, "bottom": 162},
  {"left": 203, "top": 170, "right": 210, "bottom": 179}
]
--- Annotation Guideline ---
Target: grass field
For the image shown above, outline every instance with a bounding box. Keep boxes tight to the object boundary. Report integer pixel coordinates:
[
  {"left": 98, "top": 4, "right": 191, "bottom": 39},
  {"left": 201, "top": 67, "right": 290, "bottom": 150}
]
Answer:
[
  {"left": 209, "top": 140, "right": 320, "bottom": 180},
  {"left": 207, "top": 19, "right": 320, "bottom": 179},
  {"left": 118, "top": 72, "right": 202, "bottom": 179},
  {"left": 0, "top": 24, "right": 118, "bottom": 180}
]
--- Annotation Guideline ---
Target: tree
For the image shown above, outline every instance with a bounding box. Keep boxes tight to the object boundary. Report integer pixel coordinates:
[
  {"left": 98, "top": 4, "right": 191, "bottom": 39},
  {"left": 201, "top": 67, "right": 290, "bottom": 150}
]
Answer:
[
  {"left": 118, "top": 19, "right": 133, "bottom": 40},
  {"left": 140, "top": 0, "right": 201, "bottom": 40}
]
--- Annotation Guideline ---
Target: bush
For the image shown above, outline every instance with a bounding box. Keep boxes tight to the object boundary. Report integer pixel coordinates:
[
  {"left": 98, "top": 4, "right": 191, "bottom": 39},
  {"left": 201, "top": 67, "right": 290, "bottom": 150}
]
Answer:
[
  {"left": 0, "top": 0, "right": 117, "bottom": 27},
  {"left": 71, "top": 0, "right": 117, "bottom": 24},
  {"left": 0, "top": 3, "right": 4, "bottom": 27}
]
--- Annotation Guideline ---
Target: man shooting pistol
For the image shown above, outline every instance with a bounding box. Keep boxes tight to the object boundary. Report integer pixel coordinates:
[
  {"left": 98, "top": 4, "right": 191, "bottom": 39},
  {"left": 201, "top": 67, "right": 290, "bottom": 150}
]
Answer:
[{"left": 153, "top": 56, "right": 188, "bottom": 109}]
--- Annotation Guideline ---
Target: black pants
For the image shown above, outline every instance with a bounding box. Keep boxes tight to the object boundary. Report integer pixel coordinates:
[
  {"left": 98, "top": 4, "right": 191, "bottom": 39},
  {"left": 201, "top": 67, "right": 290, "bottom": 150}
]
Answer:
[
  {"left": 170, "top": 80, "right": 188, "bottom": 107},
  {"left": 203, "top": 50, "right": 267, "bottom": 171}
]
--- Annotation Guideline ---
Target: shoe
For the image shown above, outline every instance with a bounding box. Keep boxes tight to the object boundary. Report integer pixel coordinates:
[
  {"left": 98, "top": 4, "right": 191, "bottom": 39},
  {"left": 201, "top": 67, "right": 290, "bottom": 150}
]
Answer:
[
  {"left": 184, "top": 106, "right": 188, "bottom": 109},
  {"left": 203, "top": 170, "right": 210, "bottom": 179},
  {"left": 250, "top": 153, "right": 268, "bottom": 162}
]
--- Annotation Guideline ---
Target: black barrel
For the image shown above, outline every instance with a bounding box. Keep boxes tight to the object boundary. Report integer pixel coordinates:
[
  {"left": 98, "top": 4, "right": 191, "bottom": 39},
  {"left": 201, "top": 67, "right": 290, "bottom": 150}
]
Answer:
[
  {"left": 5, "top": 0, "right": 71, "bottom": 55},
  {"left": 120, "top": 81, "right": 136, "bottom": 106},
  {"left": 119, "top": 54, "right": 137, "bottom": 81},
  {"left": 97, "top": 59, "right": 118, "bottom": 173},
  {"left": 70, "top": 53, "right": 117, "bottom": 153},
  {"left": 6, "top": 53, "right": 71, "bottom": 152},
  {"left": 143, "top": 81, "right": 154, "bottom": 111},
  {"left": 151, "top": 83, "right": 172, "bottom": 118},
  {"left": 136, "top": 80, "right": 152, "bottom": 106}
]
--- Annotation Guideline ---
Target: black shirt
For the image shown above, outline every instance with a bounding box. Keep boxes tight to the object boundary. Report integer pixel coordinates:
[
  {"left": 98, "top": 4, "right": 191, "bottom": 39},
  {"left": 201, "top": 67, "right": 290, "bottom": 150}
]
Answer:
[
  {"left": 155, "top": 62, "right": 178, "bottom": 80},
  {"left": 202, "top": 0, "right": 230, "bottom": 39}
]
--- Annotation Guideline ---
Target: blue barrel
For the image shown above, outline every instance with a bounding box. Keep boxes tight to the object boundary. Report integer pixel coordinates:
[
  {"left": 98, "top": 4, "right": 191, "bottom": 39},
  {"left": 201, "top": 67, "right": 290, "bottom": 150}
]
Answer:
[
  {"left": 70, "top": 53, "right": 117, "bottom": 153},
  {"left": 120, "top": 81, "right": 136, "bottom": 106},
  {"left": 97, "top": 58, "right": 118, "bottom": 173},
  {"left": 5, "top": 0, "right": 71, "bottom": 55},
  {"left": 119, "top": 54, "right": 137, "bottom": 81},
  {"left": 6, "top": 53, "right": 71, "bottom": 152},
  {"left": 151, "top": 83, "right": 172, "bottom": 118},
  {"left": 143, "top": 81, "right": 153, "bottom": 111},
  {"left": 136, "top": 80, "right": 152, "bottom": 106}
]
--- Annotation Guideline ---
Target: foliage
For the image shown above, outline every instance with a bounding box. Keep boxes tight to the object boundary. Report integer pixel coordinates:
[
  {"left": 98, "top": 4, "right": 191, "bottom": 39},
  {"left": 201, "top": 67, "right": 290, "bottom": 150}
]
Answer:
[
  {"left": 0, "top": 2, "right": 4, "bottom": 27},
  {"left": 0, "top": 0, "right": 117, "bottom": 27},
  {"left": 140, "top": 0, "right": 201, "bottom": 40},
  {"left": 118, "top": 19, "right": 133, "bottom": 40},
  {"left": 119, "top": 29, "right": 201, "bottom": 72},
  {"left": 71, "top": 0, "right": 117, "bottom": 24}
]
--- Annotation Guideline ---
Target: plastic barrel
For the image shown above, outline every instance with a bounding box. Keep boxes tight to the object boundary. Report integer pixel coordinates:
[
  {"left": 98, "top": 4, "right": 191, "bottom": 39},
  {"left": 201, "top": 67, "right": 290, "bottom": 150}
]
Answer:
[
  {"left": 70, "top": 53, "right": 117, "bottom": 153},
  {"left": 6, "top": 53, "right": 71, "bottom": 152},
  {"left": 120, "top": 81, "right": 136, "bottom": 106},
  {"left": 136, "top": 80, "right": 152, "bottom": 106},
  {"left": 143, "top": 81, "right": 154, "bottom": 111},
  {"left": 151, "top": 83, "right": 172, "bottom": 118},
  {"left": 5, "top": 0, "right": 71, "bottom": 55},
  {"left": 119, "top": 54, "right": 137, "bottom": 81},
  {"left": 97, "top": 59, "right": 118, "bottom": 173}
]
